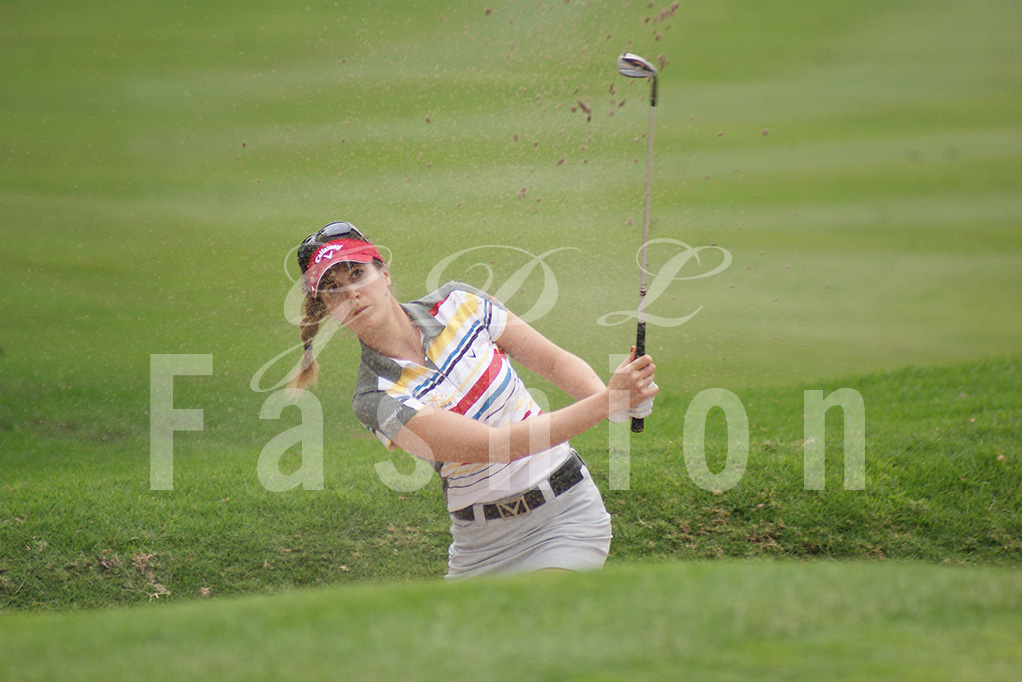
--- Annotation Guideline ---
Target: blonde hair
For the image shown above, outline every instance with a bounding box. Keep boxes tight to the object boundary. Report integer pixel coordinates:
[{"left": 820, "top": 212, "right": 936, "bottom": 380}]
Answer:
[{"left": 288, "top": 290, "right": 327, "bottom": 391}]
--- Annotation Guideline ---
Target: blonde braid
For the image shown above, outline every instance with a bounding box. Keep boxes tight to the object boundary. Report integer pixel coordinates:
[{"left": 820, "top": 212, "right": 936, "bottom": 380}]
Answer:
[{"left": 289, "top": 292, "right": 327, "bottom": 391}]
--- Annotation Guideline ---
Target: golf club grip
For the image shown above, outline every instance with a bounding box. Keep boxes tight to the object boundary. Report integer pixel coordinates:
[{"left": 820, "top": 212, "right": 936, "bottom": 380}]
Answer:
[{"left": 631, "top": 321, "right": 646, "bottom": 433}]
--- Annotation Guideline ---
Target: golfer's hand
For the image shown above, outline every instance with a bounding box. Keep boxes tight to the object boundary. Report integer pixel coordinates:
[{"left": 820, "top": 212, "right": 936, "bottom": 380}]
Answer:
[
  {"left": 607, "top": 348, "right": 659, "bottom": 421},
  {"left": 608, "top": 383, "right": 657, "bottom": 422},
  {"left": 630, "top": 386, "right": 656, "bottom": 419}
]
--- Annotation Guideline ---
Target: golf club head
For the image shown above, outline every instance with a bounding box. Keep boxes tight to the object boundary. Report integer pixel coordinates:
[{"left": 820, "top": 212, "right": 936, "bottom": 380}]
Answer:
[{"left": 617, "top": 53, "right": 658, "bottom": 79}]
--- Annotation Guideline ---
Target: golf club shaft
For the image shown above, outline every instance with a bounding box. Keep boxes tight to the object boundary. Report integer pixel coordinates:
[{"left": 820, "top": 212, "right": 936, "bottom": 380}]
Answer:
[{"left": 632, "top": 82, "right": 657, "bottom": 434}]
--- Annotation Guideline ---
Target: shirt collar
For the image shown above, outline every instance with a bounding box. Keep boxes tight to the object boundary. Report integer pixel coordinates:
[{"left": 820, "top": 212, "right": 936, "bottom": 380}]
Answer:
[
  {"left": 358, "top": 301, "right": 444, "bottom": 370},
  {"left": 400, "top": 301, "right": 445, "bottom": 341}
]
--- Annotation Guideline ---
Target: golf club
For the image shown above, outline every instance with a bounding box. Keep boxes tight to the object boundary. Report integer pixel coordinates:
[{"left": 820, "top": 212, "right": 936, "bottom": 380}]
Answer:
[{"left": 616, "top": 52, "right": 658, "bottom": 433}]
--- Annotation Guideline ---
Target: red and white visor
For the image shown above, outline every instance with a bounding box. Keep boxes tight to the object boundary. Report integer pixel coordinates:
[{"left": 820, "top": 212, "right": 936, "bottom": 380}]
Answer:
[{"left": 305, "top": 238, "right": 382, "bottom": 294}]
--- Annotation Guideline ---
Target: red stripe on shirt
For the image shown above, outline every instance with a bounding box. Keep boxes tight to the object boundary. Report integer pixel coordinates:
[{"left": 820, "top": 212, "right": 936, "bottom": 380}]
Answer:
[{"left": 451, "top": 349, "right": 504, "bottom": 415}]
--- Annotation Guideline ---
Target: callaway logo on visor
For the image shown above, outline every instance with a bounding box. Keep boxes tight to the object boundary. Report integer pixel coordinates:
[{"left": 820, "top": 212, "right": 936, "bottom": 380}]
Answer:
[{"left": 314, "top": 245, "right": 345, "bottom": 263}]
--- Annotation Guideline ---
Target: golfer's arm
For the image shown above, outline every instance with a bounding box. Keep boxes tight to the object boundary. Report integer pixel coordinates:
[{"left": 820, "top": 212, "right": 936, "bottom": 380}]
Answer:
[
  {"left": 495, "top": 312, "right": 606, "bottom": 400},
  {"left": 390, "top": 391, "right": 613, "bottom": 463}
]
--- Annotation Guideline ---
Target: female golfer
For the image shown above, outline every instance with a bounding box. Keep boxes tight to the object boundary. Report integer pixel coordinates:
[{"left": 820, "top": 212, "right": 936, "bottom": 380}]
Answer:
[{"left": 290, "top": 221, "right": 658, "bottom": 578}]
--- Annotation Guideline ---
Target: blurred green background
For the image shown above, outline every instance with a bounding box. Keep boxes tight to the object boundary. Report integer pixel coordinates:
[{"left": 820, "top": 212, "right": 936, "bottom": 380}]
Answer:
[{"left": 3, "top": 0, "right": 1019, "bottom": 420}]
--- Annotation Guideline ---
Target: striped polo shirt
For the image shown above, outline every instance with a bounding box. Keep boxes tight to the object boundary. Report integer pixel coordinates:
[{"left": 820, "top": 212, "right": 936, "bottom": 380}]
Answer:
[{"left": 352, "top": 281, "right": 572, "bottom": 511}]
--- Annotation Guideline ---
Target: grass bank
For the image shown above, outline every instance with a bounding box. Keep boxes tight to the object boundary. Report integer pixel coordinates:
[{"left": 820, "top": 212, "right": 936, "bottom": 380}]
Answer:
[{"left": 1, "top": 561, "right": 1020, "bottom": 681}]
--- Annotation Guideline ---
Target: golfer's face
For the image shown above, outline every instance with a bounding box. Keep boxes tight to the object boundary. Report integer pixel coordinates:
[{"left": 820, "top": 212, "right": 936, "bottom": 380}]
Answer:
[{"left": 320, "top": 263, "right": 389, "bottom": 329}]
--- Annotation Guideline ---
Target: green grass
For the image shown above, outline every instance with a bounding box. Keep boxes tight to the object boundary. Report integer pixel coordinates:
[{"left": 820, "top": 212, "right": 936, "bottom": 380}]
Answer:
[
  {"left": 2, "top": 356, "right": 1019, "bottom": 611},
  {"left": 1, "top": 0, "right": 1021, "bottom": 677},
  {"left": 1, "top": 561, "right": 1021, "bottom": 681}
]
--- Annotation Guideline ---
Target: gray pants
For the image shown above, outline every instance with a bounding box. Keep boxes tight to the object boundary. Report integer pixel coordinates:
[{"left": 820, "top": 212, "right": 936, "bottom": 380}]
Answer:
[{"left": 445, "top": 463, "right": 613, "bottom": 579}]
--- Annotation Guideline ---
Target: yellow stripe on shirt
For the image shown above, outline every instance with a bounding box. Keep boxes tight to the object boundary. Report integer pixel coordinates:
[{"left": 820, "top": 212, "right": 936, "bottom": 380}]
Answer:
[
  {"left": 426, "top": 293, "right": 479, "bottom": 364},
  {"left": 385, "top": 364, "right": 430, "bottom": 398}
]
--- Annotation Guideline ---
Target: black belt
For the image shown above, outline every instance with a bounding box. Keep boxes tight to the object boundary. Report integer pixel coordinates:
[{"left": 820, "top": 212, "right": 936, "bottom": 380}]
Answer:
[{"left": 450, "top": 452, "right": 585, "bottom": 522}]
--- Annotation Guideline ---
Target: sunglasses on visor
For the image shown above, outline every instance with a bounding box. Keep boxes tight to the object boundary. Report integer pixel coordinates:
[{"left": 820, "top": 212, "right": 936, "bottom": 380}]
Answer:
[{"left": 297, "top": 222, "right": 370, "bottom": 274}]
